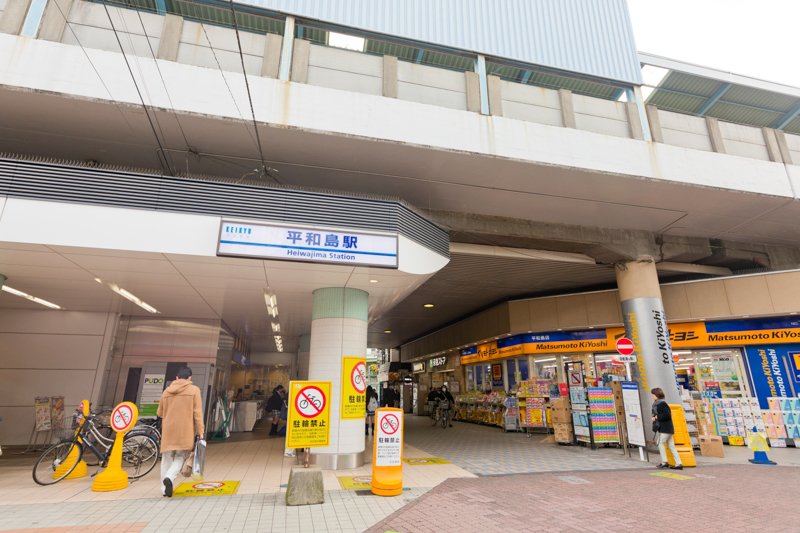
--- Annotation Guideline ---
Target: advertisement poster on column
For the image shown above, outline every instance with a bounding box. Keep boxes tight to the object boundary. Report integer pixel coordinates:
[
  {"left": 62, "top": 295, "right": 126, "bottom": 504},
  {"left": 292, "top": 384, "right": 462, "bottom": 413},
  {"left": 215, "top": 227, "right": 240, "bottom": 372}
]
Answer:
[
  {"left": 743, "top": 344, "right": 799, "bottom": 409},
  {"left": 341, "top": 356, "right": 368, "bottom": 419},
  {"left": 621, "top": 382, "right": 646, "bottom": 446},
  {"left": 287, "top": 381, "right": 332, "bottom": 448}
]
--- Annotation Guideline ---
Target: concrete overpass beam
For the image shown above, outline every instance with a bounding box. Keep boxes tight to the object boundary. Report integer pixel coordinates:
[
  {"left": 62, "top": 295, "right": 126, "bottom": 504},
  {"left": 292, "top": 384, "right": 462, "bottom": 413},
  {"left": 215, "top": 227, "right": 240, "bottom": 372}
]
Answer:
[
  {"left": 261, "top": 33, "right": 282, "bottom": 78},
  {"left": 645, "top": 105, "right": 664, "bottom": 143},
  {"left": 558, "top": 89, "right": 576, "bottom": 128},
  {"left": 488, "top": 75, "right": 503, "bottom": 116},
  {"left": 290, "top": 38, "right": 310, "bottom": 83},
  {"left": 465, "top": 71, "right": 481, "bottom": 113},
  {"left": 382, "top": 55, "right": 398, "bottom": 98},
  {"left": 773, "top": 130, "right": 794, "bottom": 165},
  {"left": 705, "top": 117, "right": 726, "bottom": 154}
]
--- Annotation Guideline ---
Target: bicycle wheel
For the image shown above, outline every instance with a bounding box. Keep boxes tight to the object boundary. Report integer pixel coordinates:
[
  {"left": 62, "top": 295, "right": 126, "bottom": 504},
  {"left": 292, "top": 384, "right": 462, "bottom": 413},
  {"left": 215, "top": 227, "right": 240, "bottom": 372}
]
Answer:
[
  {"left": 121, "top": 434, "right": 159, "bottom": 479},
  {"left": 33, "top": 441, "right": 83, "bottom": 486},
  {"left": 441, "top": 411, "right": 447, "bottom": 428}
]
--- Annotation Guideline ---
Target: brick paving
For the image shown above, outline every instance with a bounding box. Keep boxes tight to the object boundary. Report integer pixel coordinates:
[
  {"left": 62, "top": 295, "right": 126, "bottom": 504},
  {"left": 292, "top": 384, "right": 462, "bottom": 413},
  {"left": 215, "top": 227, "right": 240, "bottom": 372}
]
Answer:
[{"left": 367, "top": 464, "right": 799, "bottom": 533}]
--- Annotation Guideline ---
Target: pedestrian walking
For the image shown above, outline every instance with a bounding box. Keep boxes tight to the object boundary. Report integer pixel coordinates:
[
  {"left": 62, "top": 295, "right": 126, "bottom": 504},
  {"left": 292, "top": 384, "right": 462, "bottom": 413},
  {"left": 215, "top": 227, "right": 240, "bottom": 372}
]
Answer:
[
  {"left": 365, "top": 385, "right": 379, "bottom": 436},
  {"left": 651, "top": 387, "right": 683, "bottom": 470},
  {"left": 157, "top": 367, "right": 205, "bottom": 497},
  {"left": 266, "top": 385, "right": 285, "bottom": 436}
]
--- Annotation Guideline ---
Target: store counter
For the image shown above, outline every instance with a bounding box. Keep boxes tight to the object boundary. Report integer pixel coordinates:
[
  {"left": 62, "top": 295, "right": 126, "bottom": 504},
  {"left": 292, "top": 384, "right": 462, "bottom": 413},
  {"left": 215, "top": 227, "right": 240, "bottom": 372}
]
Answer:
[{"left": 230, "top": 400, "right": 263, "bottom": 432}]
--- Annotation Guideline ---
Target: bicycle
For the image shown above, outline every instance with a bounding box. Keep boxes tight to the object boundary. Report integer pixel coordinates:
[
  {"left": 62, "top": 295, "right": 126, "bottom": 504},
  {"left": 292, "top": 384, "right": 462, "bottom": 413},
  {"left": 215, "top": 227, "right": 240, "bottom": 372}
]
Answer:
[
  {"left": 438, "top": 400, "right": 451, "bottom": 429},
  {"left": 32, "top": 407, "right": 159, "bottom": 486}
]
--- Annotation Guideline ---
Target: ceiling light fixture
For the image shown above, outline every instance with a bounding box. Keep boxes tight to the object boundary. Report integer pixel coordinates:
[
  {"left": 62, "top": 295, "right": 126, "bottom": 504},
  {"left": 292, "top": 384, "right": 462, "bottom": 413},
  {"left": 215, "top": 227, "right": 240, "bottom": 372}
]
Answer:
[
  {"left": 423, "top": 303, "right": 434, "bottom": 308},
  {"left": 264, "top": 290, "right": 278, "bottom": 318},
  {"left": 384, "top": 329, "right": 392, "bottom": 334},
  {"left": 271, "top": 322, "right": 281, "bottom": 333},
  {"left": 274, "top": 335, "right": 284, "bottom": 352},
  {"left": 1, "top": 285, "right": 62, "bottom": 310},
  {"left": 95, "top": 278, "right": 158, "bottom": 313},
  {"left": 369, "top": 279, "right": 379, "bottom": 283}
]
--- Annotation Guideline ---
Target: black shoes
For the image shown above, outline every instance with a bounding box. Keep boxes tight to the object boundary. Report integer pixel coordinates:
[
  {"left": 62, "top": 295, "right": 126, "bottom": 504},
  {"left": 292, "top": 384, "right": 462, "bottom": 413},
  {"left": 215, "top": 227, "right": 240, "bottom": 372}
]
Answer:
[
  {"left": 656, "top": 463, "right": 669, "bottom": 469},
  {"left": 163, "top": 478, "right": 173, "bottom": 497},
  {"left": 670, "top": 465, "right": 683, "bottom": 470}
]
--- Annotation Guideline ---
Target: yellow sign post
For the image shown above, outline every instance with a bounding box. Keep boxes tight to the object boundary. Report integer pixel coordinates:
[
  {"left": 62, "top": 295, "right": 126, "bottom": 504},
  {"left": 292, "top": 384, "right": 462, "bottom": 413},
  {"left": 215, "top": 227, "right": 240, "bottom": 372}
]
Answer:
[
  {"left": 287, "top": 381, "right": 331, "bottom": 449},
  {"left": 54, "top": 399, "right": 90, "bottom": 480},
  {"left": 372, "top": 408, "right": 403, "bottom": 497},
  {"left": 92, "top": 401, "right": 138, "bottom": 492},
  {"left": 341, "top": 356, "right": 367, "bottom": 420}
]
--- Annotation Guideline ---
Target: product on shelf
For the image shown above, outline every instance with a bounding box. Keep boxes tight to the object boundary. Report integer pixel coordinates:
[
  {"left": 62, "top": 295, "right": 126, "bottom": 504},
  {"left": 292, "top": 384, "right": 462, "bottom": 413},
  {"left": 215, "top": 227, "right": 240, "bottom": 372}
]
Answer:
[{"left": 587, "top": 387, "right": 619, "bottom": 444}]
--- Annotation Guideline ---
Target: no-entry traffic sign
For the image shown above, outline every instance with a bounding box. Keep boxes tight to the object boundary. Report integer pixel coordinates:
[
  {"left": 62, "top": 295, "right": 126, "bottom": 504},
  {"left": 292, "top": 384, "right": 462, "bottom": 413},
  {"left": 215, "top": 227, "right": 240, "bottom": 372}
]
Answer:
[{"left": 616, "top": 337, "right": 635, "bottom": 356}]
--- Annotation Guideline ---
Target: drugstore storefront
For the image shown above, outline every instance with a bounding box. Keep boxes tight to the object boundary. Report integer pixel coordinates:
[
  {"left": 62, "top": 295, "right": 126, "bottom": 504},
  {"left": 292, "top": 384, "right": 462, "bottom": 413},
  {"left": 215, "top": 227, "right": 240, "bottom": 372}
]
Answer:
[{"left": 459, "top": 316, "right": 800, "bottom": 410}]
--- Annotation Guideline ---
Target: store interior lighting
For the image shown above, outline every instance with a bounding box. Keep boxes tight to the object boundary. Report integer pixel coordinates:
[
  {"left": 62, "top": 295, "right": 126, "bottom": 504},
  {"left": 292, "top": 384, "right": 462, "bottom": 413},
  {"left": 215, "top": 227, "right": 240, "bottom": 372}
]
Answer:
[
  {"left": 271, "top": 321, "right": 281, "bottom": 333},
  {"left": 274, "top": 335, "right": 283, "bottom": 352},
  {"left": 94, "top": 278, "right": 158, "bottom": 313},
  {"left": 1, "top": 285, "right": 62, "bottom": 310}
]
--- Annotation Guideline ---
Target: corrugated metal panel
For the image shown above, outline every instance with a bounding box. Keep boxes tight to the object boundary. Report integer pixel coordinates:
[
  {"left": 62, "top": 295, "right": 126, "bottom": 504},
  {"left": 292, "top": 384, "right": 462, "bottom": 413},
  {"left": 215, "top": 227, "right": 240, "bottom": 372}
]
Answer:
[
  {"left": 0, "top": 158, "right": 448, "bottom": 258},
  {"left": 240, "top": 0, "right": 642, "bottom": 84},
  {"left": 705, "top": 102, "right": 781, "bottom": 128},
  {"left": 658, "top": 72, "right": 720, "bottom": 97},
  {"left": 723, "top": 86, "right": 797, "bottom": 113}
]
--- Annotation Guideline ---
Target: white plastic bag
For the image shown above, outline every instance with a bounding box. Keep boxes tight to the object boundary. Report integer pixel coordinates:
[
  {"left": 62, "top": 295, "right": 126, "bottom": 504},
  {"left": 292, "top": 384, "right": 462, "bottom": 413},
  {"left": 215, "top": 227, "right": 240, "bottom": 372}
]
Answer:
[{"left": 191, "top": 439, "right": 206, "bottom": 480}]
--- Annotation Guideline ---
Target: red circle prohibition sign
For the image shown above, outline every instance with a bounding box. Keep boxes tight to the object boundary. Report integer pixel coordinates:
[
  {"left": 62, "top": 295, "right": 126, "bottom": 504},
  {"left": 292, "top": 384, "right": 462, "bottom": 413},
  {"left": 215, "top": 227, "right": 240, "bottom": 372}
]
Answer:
[
  {"left": 381, "top": 413, "right": 400, "bottom": 435},
  {"left": 111, "top": 404, "right": 134, "bottom": 432},
  {"left": 351, "top": 362, "right": 367, "bottom": 394},
  {"left": 295, "top": 386, "right": 326, "bottom": 419},
  {"left": 616, "top": 337, "right": 635, "bottom": 356}
]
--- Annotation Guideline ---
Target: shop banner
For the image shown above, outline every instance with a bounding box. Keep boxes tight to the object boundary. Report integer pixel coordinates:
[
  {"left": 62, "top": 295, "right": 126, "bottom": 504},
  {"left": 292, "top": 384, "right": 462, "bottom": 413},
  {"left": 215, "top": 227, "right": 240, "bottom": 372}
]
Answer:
[
  {"left": 139, "top": 373, "right": 166, "bottom": 417},
  {"left": 621, "top": 297, "right": 679, "bottom": 443},
  {"left": 287, "top": 381, "right": 331, "bottom": 448},
  {"left": 34, "top": 397, "right": 51, "bottom": 432},
  {"left": 341, "top": 357, "right": 367, "bottom": 419},
  {"left": 743, "top": 345, "right": 799, "bottom": 409}
]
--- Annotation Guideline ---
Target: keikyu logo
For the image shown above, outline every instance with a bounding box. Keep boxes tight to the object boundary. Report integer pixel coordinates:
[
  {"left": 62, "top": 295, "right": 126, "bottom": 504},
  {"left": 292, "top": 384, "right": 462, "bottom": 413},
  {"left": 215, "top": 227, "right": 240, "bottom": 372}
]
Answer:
[{"left": 224, "top": 225, "right": 253, "bottom": 237}]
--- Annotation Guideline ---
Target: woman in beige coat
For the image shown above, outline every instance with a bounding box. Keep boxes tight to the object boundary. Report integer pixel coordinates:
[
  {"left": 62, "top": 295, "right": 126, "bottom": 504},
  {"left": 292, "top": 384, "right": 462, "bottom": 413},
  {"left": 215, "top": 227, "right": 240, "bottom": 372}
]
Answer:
[{"left": 157, "top": 367, "right": 205, "bottom": 497}]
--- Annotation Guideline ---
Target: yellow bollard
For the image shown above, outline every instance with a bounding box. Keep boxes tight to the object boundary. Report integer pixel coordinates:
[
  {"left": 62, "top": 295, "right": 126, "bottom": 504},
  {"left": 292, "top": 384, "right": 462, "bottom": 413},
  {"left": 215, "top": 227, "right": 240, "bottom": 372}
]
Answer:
[
  {"left": 371, "top": 408, "right": 404, "bottom": 497},
  {"left": 92, "top": 402, "right": 138, "bottom": 492},
  {"left": 57, "top": 399, "right": 92, "bottom": 480},
  {"left": 666, "top": 404, "right": 697, "bottom": 468}
]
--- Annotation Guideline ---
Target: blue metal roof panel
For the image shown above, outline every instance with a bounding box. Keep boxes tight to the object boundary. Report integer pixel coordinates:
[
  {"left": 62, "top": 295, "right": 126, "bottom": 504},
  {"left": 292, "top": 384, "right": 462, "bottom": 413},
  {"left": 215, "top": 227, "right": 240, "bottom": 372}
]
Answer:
[{"left": 238, "top": 0, "right": 642, "bottom": 84}]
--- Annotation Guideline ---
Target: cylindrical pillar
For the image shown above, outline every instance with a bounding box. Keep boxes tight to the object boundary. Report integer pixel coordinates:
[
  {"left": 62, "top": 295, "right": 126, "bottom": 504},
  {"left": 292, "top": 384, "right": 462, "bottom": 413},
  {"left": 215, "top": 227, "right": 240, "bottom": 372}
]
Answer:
[
  {"left": 615, "top": 257, "right": 680, "bottom": 442},
  {"left": 308, "top": 287, "right": 368, "bottom": 469},
  {"left": 296, "top": 334, "right": 311, "bottom": 380}
]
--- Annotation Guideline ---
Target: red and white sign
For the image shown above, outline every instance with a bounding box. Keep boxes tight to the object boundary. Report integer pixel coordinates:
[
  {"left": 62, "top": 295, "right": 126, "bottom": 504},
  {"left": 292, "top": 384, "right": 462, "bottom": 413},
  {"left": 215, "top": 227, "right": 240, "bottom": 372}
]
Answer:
[
  {"left": 380, "top": 413, "right": 400, "bottom": 435},
  {"left": 295, "top": 385, "right": 326, "bottom": 419},
  {"left": 110, "top": 401, "right": 138, "bottom": 433},
  {"left": 351, "top": 362, "right": 367, "bottom": 394},
  {"left": 616, "top": 337, "right": 635, "bottom": 356},
  {"left": 193, "top": 482, "right": 224, "bottom": 490}
]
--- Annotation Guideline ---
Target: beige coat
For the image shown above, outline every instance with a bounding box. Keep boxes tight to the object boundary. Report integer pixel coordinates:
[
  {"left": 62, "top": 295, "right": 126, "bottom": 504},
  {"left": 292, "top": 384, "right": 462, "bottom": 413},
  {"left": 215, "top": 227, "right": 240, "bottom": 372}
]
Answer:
[{"left": 157, "top": 378, "right": 205, "bottom": 452}]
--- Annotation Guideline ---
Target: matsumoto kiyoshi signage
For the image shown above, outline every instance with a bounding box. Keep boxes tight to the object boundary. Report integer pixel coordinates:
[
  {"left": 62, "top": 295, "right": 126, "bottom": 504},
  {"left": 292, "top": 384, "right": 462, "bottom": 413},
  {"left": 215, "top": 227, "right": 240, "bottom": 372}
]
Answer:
[
  {"left": 744, "top": 344, "right": 800, "bottom": 409},
  {"left": 217, "top": 220, "right": 398, "bottom": 268}
]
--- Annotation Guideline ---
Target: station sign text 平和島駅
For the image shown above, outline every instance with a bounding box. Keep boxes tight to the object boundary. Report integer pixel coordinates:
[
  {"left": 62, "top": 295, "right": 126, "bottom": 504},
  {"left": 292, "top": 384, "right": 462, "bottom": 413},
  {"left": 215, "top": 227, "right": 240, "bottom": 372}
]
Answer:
[{"left": 217, "top": 220, "right": 398, "bottom": 268}]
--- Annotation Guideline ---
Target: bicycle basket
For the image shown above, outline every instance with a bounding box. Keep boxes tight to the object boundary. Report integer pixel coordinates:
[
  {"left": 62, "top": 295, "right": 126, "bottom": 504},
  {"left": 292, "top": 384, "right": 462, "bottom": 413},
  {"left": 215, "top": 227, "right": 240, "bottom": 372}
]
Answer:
[{"left": 439, "top": 400, "right": 450, "bottom": 410}]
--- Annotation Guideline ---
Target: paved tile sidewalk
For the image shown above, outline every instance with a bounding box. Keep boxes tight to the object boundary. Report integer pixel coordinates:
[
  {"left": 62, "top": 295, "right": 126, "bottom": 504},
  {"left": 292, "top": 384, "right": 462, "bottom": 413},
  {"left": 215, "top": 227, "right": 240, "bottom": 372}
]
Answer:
[{"left": 367, "top": 464, "right": 800, "bottom": 533}]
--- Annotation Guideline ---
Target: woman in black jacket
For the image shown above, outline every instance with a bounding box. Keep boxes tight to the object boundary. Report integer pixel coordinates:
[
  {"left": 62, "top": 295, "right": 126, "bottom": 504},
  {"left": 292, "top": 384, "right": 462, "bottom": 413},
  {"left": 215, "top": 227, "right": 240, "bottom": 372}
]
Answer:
[
  {"left": 651, "top": 387, "right": 683, "bottom": 470},
  {"left": 266, "top": 385, "right": 285, "bottom": 436}
]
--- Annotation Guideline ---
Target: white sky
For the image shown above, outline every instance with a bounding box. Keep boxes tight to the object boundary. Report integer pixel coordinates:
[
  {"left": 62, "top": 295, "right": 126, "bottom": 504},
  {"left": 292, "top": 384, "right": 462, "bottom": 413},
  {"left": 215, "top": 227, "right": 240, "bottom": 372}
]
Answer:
[{"left": 627, "top": 0, "right": 800, "bottom": 88}]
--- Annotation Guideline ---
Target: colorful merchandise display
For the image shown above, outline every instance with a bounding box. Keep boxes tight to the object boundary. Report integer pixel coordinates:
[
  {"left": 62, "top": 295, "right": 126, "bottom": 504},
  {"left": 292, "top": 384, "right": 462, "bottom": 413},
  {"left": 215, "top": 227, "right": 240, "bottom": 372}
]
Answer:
[
  {"left": 587, "top": 387, "right": 619, "bottom": 444},
  {"left": 764, "top": 397, "right": 800, "bottom": 446},
  {"left": 711, "top": 397, "right": 764, "bottom": 443},
  {"left": 523, "top": 397, "right": 547, "bottom": 428},
  {"left": 455, "top": 392, "right": 506, "bottom": 427}
]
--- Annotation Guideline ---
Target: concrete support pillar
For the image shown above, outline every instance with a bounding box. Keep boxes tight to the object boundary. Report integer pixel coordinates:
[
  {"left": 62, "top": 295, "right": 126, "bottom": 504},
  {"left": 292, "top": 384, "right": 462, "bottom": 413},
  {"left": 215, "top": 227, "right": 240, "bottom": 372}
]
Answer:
[
  {"left": 475, "top": 54, "right": 489, "bottom": 115},
  {"left": 774, "top": 130, "right": 794, "bottom": 165},
  {"left": 382, "top": 55, "right": 398, "bottom": 98},
  {"left": 296, "top": 334, "right": 311, "bottom": 380},
  {"left": 487, "top": 74, "right": 503, "bottom": 116},
  {"left": 629, "top": 86, "right": 653, "bottom": 142},
  {"left": 645, "top": 104, "right": 664, "bottom": 143},
  {"left": 261, "top": 33, "right": 282, "bottom": 78},
  {"left": 308, "top": 287, "right": 368, "bottom": 469},
  {"left": 705, "top": 117, "right": 726, "bottom": 154},
  {"left": 0, "top": 0, "right": 32, "bottom": 35},
  {"left": 615, "top": 257, "right": 680, "bottom": 443},
  {"left": 762, "top": 128, "right": 783, "bottom": 163},
  {"left": 278, "top": 15, "right": 295, "bottom": 81},
  {"left": 290, "top": 38, "right": 310, "bottom": 83},
  {"left": 558, "top": 89, "right": 576, "bottom": 128},
  {"left": 37, "top": 0, "right": 73, "bottom": 42},
  {"left": 156, "top": 13, "right": 183, "bottom": 61},
  {"left": 625, "top": 102, "right": 645, "bottom": 140},
  {"left": 464, "top": 71, "right": 481, "bottom": 113}
]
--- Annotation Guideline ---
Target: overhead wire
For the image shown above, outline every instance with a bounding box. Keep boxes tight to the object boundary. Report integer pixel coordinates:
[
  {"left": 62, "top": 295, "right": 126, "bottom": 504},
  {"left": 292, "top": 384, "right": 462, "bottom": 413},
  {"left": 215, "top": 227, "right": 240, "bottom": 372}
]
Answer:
[
  {"left": 126, "top": 0, "right": 193, "bottom": 171},
  {"left": 101, "top": 0, "right": 174, "bottom": 175},
  {"left": 226, "top": 0, "right": 280, "bottom": 184}
]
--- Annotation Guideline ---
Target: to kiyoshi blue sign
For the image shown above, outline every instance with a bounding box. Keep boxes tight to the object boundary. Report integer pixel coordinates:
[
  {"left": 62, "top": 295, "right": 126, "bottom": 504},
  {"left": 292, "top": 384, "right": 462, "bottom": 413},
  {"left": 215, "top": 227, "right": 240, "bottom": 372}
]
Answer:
[
  {"left": 218, "top": 220, "right": 398, "bottom": 268},
  {"left": 743, "top": 344, "right": 800, "bottom": 409}
]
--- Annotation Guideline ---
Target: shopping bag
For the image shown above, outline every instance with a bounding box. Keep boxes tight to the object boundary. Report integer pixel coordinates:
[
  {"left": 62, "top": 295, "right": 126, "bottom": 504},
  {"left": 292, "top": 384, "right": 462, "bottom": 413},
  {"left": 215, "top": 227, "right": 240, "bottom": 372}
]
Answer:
[
  {"left": 192, "top": 439, "right": 207, "bottom": 480},
  {"left": 180, "top": 452, "right": 194, "bottom": 477}
]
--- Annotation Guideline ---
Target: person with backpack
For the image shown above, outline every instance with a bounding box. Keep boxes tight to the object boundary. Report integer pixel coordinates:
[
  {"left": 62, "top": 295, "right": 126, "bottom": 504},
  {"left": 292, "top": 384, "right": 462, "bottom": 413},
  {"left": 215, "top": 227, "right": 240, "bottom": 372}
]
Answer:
[
  {"left": 651, "top": 387, "right": 683, "bottom": 470},
  {"left": 365, "top": 385, "right": 379, "bottom": 436}
]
